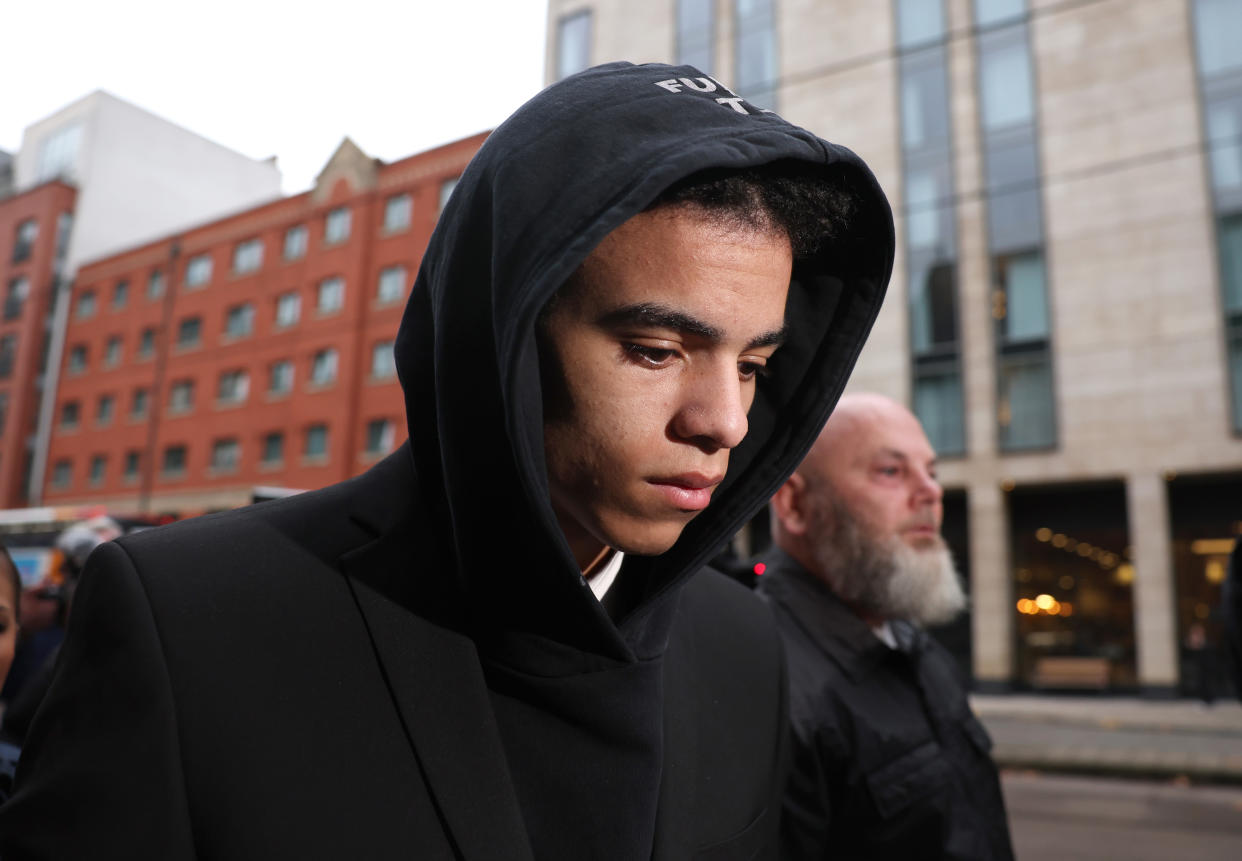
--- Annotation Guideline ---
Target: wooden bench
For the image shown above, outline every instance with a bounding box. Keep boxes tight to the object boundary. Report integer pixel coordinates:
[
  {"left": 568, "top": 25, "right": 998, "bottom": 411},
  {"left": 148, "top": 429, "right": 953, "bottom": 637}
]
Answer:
[{"left": 1032, "top": 656, "right": 1111, "bottom": 689}]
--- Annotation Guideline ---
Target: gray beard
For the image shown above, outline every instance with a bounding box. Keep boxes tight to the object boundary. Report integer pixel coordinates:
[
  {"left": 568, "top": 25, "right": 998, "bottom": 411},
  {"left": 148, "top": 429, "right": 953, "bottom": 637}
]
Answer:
[{"left": 808, "top": 498, "right": 967, "bottom": 627}]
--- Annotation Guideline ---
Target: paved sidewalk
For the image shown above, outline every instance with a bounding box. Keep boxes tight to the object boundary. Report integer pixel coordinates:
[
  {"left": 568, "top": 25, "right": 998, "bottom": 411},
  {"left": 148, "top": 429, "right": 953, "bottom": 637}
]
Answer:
[{"left": 970, "top": 695, "right": 1242, "bottom": 783}]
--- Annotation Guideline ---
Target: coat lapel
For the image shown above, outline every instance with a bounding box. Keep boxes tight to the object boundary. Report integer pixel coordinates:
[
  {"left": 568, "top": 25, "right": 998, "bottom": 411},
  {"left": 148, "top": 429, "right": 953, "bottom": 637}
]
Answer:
[{"left": 343, "top": 567, "right": 533, "bottom": 861}]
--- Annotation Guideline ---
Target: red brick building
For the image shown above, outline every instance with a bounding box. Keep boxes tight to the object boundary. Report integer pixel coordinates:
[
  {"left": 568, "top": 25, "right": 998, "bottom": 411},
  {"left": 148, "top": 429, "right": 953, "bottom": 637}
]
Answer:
[
  {"left": 0, "top": 180, "right": 77, "bottom": 507},
  {"left": 42, "top": 133, "right": 485, "bottom": 514}
]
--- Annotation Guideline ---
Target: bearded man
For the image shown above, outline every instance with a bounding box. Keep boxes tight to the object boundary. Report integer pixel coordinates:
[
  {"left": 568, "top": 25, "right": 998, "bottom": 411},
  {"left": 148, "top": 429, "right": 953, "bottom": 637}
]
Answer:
[{"left": 756, "top": 392, "right": 1014, "bottom": 860}]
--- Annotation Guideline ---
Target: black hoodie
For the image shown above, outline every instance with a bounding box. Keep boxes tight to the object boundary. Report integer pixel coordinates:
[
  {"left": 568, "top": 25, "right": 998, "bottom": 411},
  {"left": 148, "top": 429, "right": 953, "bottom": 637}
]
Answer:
[{"left": 395, "top": 62, "right": 894, "bottom": 858}]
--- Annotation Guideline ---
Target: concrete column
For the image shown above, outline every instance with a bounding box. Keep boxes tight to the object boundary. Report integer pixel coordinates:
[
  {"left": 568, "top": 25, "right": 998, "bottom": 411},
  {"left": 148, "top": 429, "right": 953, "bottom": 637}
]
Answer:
[
  {"left": 1125, "top": 472, "right": 1179, "bottom": 694},
  {"left": 970, "top": 480, "right": 1013, "bottom": 686}
]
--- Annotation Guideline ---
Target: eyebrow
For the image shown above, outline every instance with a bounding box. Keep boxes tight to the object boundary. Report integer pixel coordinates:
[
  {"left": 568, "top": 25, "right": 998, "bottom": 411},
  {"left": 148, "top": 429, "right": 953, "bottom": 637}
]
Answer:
[
  {"left": 874, "top": 448, "right": 938, "bottom": 470},
  {"left": 598, "top": 302, "right": 788, "bottom": 350}
]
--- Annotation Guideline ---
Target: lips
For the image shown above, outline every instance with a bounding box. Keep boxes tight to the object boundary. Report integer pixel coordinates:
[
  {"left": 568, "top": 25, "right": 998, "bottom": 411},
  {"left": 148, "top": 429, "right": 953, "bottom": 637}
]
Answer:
[{"left": 647, "top": 473, "right": 725, "bottom": 512}]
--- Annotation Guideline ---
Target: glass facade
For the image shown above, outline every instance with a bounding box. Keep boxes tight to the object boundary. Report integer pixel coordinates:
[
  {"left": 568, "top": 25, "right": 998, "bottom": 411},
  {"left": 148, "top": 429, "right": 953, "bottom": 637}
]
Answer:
[
  {"left": 1193, "top": 0, "right": 1242, "bottom": 432},
  {"left": 896, "top": 0, "right": 965, "bottom": 455},
  {"left": 734, "top": 0, "right": 778, "bottom": 109},
  {"left": 974, "top": 0, "right": 1055, "bottom": 450},
  {"left": 556, "top": 10, "right": 592, "bottom": 80},
  {"left": 677, "top": 0, "right": 715, "bottom": 72},
  {"left": 1167, "top": 473, "right": 1241, "bottom": 701},
  {"left": 1009, "top": 483, "right": 1137, "bottom": 690}
]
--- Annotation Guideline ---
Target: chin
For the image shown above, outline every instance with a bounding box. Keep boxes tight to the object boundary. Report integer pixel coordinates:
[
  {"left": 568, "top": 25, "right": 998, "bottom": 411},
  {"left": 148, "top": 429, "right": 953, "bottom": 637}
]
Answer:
[{"left": 605, "top": 518, "right": 690, "bottom": 558}]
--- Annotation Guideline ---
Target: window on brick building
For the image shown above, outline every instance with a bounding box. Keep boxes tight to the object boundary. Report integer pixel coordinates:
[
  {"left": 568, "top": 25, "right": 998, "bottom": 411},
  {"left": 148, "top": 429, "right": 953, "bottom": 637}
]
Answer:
[
  {"left": 371, "top": 340, "right": 396, "bottom": 380},
  {"left": 76, "top": 289, "right": 96, "bottom": 319},
  {"left": 383, "top": 194, "right": 412, "bottom": 233},
  {"left": 185, "top": 253, "right": 212, "bottom": 289},
  {"left": 147, "top": 270, "right": 165, "bottom": 300},
  {"left": 169, "top": 380, "right": 194, "bottom": 414},
  {"left": 555, "top": 10, "right": 591, "bottom": 80},
  {"left": 232, "top": 238, "right": 263, "bottom": 274},
  {"left": 0, "top": 335, "right": 16, "bottom": 378},
  {"left": 224, "top": 303, "right": 255, "bottom": 339},
  {"left": 217, "top": 369, "right": 249, "bottom": 405},
  {"left": 284, "top": 225, "right": 308, "bottom": 260},
  {"left": 5, "top": 277, "right": 29, "bottom": 320},
  {"left": 268, "top": 359, "right": 294, "bottom": 395},
  {"left": 210, "top": 438, "right": 240, "bottom": 473},
  {"left": 131, "top": 387, "right": 149, "bottom": 419},
  {"left": 104, "top": 335, "right": 122, "bottom": 367},
  {"left": 60, "top": 400, "right": 80, "bottom": 429},
  {"left": 67, "top": 344, "right": 87, "bottom": 374},
  {"left": 89, "top": 454, "right": 106, "bottom": 486},
  {"left": 365, "top": 419, "right": 395, "bottom": 456},
  {"left": 138, "top": 327, "right": 156, "bottom": 359},
  {"left": 51, "top": 459, "right": 72, "bottom": 489},
  {"left": 438, "top": 177, "right": 459, "bottom": 214},
  {"left": 123, "top": 451, "right": 141, "bottom": 482},
  {"left": 12, "top": 219, "right": 37, "bottom": 264},
  {"left": 275, "top": 292, "right": 301, "bottom": 328},
  {"left": 304, "top": 424, "right": 329, "bottom": 459},
  {"left": 112, "top": 280, "right": 129, "bottom": 310},
  {"left": 261, "top": 431, "right": 284, "bottom": 465},
  {"left": 317, "top": 277, "right": 344, "bottom": 314},
  {"left": 96, "top": 394, "right": 114, "bottom": 426},
  {"left": 0, "top": 393, "right": 8, "bottom": 435},
  {"left": 310, "top": 348, "right": 338, "bottom": 385},
  {"left": 162, "top": 445, "right": 187, "bottom": 476},
  {"left": 177, "top": 316, "right": 202, "bottom": 349},
  {"left": 377, "top": 266, "right": 406, "bottom": 305},
  {"left": 324, "top": 207, "right": 351, "bottom": 245}
]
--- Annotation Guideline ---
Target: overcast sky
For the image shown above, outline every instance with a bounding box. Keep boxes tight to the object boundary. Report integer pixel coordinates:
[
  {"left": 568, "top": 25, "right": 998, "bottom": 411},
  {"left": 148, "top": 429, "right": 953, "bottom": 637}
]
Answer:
[{"left": 1, "top": 0, "right": 550, "bottom": 194}]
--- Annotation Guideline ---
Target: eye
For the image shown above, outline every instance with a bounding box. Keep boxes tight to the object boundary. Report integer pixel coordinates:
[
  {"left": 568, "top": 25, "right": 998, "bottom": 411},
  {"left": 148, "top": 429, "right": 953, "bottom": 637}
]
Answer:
[
  {"left": 738, "top": 359, "right": 769, "bottom": 382},
  {"left": 623, "top": 343, "right": 677, "bottom": 368}
]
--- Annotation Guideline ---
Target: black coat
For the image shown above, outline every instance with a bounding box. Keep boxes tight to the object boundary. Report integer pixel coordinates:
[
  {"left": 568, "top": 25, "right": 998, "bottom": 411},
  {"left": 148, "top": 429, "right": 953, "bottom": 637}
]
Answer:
[
  {"left": 1, "top": 62, "right": 895, "bottom": 858},
  {"left": 0, "top": 449, "right": 791, "bottom": 859},
  {"left": 757, "top": 550, "right": 1014, "bottom": 860}
]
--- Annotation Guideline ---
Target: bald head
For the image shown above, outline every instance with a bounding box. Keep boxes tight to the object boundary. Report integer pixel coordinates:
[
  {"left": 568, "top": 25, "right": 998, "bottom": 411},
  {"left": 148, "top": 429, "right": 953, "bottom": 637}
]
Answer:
[{"left": 797, "top": 393, "right": 929, "bottom": 485}]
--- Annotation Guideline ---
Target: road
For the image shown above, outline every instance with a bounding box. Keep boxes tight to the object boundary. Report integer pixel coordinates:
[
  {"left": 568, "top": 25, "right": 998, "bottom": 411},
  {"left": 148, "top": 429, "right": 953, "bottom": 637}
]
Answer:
[{"left": 1004, "top": 771, "right": 1242, "bottom": 860}]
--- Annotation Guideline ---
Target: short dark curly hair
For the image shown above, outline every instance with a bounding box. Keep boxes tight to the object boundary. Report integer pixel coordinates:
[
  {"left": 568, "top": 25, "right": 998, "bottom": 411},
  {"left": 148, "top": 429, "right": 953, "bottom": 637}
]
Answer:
[{"left": 647, "top": 160, "right": 856, "bottom": 257}]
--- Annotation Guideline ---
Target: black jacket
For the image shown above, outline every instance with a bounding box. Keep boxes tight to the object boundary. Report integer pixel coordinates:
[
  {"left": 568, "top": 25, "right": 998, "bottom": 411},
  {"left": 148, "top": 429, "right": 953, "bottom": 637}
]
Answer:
[
  {"left": 757, "top": 550, "right": 1014, "bottom": 860},
  {"left": 0, "top": 62, "right": 894, "bottom": 859}
]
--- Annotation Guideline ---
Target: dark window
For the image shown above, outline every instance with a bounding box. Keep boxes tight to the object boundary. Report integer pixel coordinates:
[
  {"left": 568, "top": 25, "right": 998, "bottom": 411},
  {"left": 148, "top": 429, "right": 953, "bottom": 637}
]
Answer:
[
  {"left": 0, "top": 335, "right": 15, "bottom": 378},
  {"left": 51, "top": 459, "right": 72, "bottom": 488},
  {"left": 365, "top": 419, "right": 394, "bottom": 455},
  {"left": 555, "top": 10, "right": 591, "bottom": 80},
  {"left": 0, "top": 393, "right": 7, "bottom": 434},
  {"left": 169, "top": 380, "right": 194, "bottom": 413},
  {"left": 60, "top": 400, "right": 80, "bottom": 429},
  {"left": 268, "top": 360, "right": 294, "bottom": 395},
  {"left": 210, "top": 438, "right": 240, "bottom": 472},
  {"left": 162, "top": 445, "right": 188, "bottom": 476},
  {"left": 96, "top": 394, "right": 114, "bottom": 426},
  {"left": 104, "top": 336, "right": 122, "bottom": 367},
  {"left": 131, "top": 387, "right": 149, "bottom": 419},
  {"left": 112, "top": 280, "right": 129, "bottom": 310},
  {"left": 261, "top": 431, "right": 284, "bottom": 464},
  {"left": 304, "top": 424, "right": 329, "bottom": 458},
  {"left": 12, "top": 219, "right": 37, "bottom": 263},
  {"left": 138, "top": 327, "right": 156, "bottom": 359},
  {"left": 67, "top": 344, "right": 88, "bottom": 374},
  {"left": 4, "top": 277, "right": 29, "bottom": 320},
  {"left": 310, "top": 348, "right": 338, "bottom": 385},
  {"left": 89, "top": 454, "right": 106, "bottom": 486},
  {"left": 217, "top": 370, "right": 249, "bottom": 404},
  {"left": 76, "top": 289, "right": 96, "bottom": 319},
  {"left": 123, "top": 451, "right": 141, "bottom": 481},
  {"left": 147, "top": 270, "right": 165, "bottom": 300},
  {"left": 224, "top": 303, "right": 255, "bottom": 338},
  {"left": 177, "top": 317, "right": 202, "bottom": 349}
]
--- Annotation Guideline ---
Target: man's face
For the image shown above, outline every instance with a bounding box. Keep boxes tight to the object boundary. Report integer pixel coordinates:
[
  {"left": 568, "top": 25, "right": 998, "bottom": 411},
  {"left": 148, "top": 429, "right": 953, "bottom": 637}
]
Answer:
[
  {"left": 804, "top": 402, "right": 964, "bottom": 625},
  {"left": 539, "top": 206, "right": 792, "bottom": 567}
]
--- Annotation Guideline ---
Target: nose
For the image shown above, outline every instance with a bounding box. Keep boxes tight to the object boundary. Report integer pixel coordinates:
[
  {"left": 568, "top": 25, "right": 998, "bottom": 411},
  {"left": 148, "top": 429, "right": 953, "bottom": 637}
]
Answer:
[
  {"left": 669, "top": 361, "right": 749, "bottom": 452},
  {"left": 913, "top": 468, "right": 943, "bottom": 509}
]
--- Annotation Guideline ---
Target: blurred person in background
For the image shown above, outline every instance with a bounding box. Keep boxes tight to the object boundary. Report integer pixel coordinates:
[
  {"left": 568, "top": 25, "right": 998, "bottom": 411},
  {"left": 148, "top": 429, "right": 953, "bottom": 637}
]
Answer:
[
  {"left": 0, "top": 516, "right": 121, "bottom": 748},
  {"left": 0, "top": 542, "right": 23, "bottom": 802},
  {"left": 757, "top": 393, "right": 1013, "bottom": 860}
]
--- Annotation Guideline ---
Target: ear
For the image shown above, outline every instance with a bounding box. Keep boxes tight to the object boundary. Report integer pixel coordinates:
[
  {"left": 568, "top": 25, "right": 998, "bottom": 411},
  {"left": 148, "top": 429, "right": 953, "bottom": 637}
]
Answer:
[{"left": 771, "top": 472, "right": 811, "bottom": 536}]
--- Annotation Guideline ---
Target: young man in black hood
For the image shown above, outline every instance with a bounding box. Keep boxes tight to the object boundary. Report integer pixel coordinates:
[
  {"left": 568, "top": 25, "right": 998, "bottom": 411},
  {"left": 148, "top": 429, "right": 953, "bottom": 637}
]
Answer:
[{"left": 0, "top": 63, "right": 893, "bottom": 859}]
